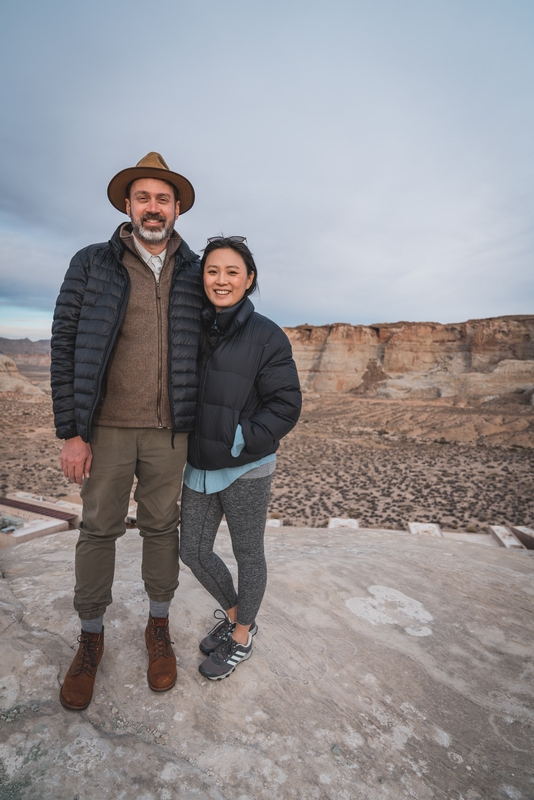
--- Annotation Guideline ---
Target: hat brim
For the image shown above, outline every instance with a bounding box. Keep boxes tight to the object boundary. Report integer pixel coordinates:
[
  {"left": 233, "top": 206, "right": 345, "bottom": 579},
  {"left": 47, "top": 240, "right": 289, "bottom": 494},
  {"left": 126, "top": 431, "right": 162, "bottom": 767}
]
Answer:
[{"left": 107, "top": 166, "right": 195, "bottom": 215}]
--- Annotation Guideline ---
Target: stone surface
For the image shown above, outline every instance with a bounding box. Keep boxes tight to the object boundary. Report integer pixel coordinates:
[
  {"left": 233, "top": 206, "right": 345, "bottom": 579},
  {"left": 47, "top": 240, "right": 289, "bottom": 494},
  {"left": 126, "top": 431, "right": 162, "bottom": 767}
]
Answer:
[
  {"left": 376, "top": 359, "right": 534, "bottom": 401},
  {"left": 285, "top": 315, "right": 534, "bottom": 399},
  {"left": 441, "top": 532, "right": 499, "bottom": 547},
  {"left": 1, "top": 526, "right": 534, "bottom": 799}
]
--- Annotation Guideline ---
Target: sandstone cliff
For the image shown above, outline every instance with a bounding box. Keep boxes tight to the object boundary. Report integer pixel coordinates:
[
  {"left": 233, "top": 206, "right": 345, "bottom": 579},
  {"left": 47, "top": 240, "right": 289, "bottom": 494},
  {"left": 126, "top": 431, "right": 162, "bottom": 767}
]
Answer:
[
  {"left": 0, "top": 354, "right": 45, "bottom": 395},
  {"left": 0, "top": 340, "right": 51, "bottom": 392},
  {"left": 284, "top": 315, "right": 534, "bottom": 399}
]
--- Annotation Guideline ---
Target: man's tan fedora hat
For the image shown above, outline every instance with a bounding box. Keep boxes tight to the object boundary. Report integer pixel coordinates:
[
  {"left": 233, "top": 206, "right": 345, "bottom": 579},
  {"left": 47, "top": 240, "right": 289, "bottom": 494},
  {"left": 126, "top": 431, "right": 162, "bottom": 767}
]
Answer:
[{"left": 107, "top": 152, "right": 195, "bottom": 215}]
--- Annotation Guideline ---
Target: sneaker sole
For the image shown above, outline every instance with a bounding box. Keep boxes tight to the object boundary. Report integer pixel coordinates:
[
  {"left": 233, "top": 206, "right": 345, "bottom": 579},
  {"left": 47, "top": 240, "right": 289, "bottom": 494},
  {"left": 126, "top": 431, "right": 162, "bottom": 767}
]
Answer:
[
  {"left": 199, "top": 622, "right": 258, "bottom": 655},
  {"left": 199, "top": 648, "right": 253, "bottom": 681}
]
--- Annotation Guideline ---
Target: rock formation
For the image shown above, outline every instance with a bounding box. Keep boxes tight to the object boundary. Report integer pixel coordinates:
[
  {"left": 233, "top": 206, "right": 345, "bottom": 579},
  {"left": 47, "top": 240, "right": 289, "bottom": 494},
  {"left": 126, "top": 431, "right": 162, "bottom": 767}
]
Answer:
[
  {"left": 0, "top": 354, "right": 44, "bottom": 395},
  {"left": 0, "top": 339, "right": 51, "bottom": 393},
  {"left": 285, "top": 315, "right": 534, "bottom": 400},
  {"left": 0, "top": 337, "right": 50, "bottom": 356}
]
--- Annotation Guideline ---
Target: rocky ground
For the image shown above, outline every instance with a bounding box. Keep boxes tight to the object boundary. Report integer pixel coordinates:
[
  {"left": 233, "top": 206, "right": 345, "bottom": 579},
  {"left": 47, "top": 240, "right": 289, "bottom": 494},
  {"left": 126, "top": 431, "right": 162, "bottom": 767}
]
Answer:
[
  {"left": 2, "top": 524, "right": 533, "bottom": 800},
  {"left": 1, "top": 392, "right": 533, "bottom": 532},
  {"left": 269, "top": 394, "right": 534, "bottom": 530},
  {"left": 0, "top": 394, "right": 73, "bottom": 499}
]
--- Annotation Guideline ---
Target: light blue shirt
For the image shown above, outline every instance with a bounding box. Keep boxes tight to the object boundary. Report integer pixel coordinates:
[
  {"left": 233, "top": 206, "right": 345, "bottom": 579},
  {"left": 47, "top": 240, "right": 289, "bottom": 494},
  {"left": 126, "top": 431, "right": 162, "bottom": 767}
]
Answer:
[{"left": 183, "top": 425, "right": 276, "bottom": 494}]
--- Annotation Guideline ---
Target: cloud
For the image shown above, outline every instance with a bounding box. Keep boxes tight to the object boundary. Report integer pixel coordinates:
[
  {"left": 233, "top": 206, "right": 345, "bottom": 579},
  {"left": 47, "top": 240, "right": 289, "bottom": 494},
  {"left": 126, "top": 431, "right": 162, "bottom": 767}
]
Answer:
[
  {"left": 1, "top": 0, "right": 533, "bottom": 334},
  {"left": 0, "top": 219, "right": 75, "bottom": 309},
  {"left": 0, "top": 303, "right": 53, "bottom": 340}
]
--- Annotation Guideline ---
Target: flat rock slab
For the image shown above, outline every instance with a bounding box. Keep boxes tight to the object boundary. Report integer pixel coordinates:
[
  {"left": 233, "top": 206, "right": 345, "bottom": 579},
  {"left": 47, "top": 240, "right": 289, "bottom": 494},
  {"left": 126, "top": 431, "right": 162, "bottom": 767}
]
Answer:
[
  {"left": 0, "top": 518, "right": 70, "bottom": 546},
  {"left": 1, "top": 527, "right": 534, "bottom": 799},
  {"left": 408, "top": 522, "right": 443, "bottom": 538},
  {"left": 328, "top": 518, "right": 359, "bottom": 529},
  {"left": 511, "top": 525, "right": 534, "bottom": 550},
  {"left": 488, "top": 525, "right": 526, "bottom": 550}
]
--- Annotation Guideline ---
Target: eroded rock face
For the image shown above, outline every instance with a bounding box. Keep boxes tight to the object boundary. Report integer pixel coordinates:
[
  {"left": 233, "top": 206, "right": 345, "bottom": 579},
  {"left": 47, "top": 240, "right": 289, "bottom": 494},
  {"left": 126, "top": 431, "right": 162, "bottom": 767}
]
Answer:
[
  {"left": 285, "top": 315, "right": 534, "bottom": 398},
  {"left": 0, "top": 354, "right": 44, "bottom": 395}
]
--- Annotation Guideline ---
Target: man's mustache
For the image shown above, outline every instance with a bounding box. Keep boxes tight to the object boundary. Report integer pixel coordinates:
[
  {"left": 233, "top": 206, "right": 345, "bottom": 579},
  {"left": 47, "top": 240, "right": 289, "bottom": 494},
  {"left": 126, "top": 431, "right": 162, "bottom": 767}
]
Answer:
[{"left": 141, "top": 213, "right": 166, "bottom": 223}]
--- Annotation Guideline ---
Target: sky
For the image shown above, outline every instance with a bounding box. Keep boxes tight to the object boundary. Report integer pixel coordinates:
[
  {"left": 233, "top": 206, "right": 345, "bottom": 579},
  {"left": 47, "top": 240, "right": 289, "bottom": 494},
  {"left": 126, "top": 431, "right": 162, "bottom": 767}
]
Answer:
[{"left": 0, "top": 0, "right": 533, "bottom": 338}]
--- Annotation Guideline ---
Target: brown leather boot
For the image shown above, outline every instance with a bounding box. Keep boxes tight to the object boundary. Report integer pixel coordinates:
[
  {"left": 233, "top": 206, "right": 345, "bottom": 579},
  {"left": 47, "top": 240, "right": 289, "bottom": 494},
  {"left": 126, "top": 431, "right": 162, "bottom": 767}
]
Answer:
[
  {"left": 60, "top": 628, "right": 105, "bottom": 710},
  {"left": 145, "top": 615, "right": 177, "bottom": 692}
]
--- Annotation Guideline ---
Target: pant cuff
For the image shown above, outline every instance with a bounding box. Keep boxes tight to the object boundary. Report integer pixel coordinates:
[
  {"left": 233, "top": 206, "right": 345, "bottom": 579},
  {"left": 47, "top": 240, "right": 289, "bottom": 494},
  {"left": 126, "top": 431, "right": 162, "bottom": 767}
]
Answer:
[
  {"left": 77, "top": 606, "right": 108, "bottom": 621},
  {"left": 147, "top": 591, "right": 176, "bottom": 603}
]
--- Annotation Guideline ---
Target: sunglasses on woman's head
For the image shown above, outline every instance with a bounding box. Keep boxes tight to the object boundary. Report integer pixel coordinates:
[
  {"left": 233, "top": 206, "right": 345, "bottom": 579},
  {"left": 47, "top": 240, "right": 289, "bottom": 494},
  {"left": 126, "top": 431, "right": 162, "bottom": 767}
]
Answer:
[{"left": 206, "top": 236, "right": 247, "bottom": 245}]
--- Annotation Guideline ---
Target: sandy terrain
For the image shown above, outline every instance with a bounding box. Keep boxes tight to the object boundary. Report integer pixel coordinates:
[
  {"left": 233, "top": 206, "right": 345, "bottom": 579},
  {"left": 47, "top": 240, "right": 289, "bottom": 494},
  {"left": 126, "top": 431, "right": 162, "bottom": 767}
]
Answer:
[
  {"left": 0, "top": 394, "right": 73, "bottom": 499},
  {"left": 270, "top": 394, "right": 534, "bottom": 530},
  {"left": 1, "top": 392, "right": 533, "bottom": 533}
]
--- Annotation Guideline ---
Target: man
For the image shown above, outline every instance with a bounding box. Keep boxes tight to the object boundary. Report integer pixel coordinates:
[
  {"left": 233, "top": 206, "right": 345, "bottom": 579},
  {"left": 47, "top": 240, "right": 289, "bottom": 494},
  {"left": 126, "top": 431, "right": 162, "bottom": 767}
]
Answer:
[{"left": 51, "top": 152, "right": 203, "bottom": 710}]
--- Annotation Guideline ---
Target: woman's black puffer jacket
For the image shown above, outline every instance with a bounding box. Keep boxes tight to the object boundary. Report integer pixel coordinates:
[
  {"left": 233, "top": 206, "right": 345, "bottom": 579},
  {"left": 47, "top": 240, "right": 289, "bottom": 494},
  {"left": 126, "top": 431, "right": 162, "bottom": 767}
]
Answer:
[
  {"left": 51, "top": 224, "right": 203, "bottom": 442},
  {"left": 187, "top": 296, "right": 302, "bottom": 471}
]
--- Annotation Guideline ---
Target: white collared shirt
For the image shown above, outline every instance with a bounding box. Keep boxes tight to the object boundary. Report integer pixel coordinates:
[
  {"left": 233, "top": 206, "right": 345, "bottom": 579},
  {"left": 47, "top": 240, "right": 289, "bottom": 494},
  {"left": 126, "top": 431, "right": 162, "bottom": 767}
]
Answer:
[{"left": 133, "top": 235, "right": 167, "bottom": 283}]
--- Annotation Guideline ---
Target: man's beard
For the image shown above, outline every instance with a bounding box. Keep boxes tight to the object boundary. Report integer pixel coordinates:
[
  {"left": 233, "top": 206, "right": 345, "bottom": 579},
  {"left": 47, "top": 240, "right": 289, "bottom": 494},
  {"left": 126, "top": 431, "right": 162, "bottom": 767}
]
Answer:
[{"left": 131, "top": 213, "right": 174, "bottom": 243}]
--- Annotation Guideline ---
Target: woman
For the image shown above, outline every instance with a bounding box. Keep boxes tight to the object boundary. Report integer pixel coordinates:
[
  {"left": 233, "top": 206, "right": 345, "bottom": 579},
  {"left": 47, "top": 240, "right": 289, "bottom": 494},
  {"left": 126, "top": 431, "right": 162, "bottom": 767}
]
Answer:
[{"left": 180, "top": 236, "right": 301, "bottom": 680}]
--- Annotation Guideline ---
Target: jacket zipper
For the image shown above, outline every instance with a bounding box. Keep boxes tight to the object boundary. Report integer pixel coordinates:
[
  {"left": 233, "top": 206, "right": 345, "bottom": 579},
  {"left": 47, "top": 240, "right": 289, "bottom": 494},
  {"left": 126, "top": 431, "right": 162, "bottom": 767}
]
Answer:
[
  {"left": 156, "top": 276, "right": 163, "bottom": 428},
  {"left": 167, "top": 254, "right": 182, "bottom": 433}
]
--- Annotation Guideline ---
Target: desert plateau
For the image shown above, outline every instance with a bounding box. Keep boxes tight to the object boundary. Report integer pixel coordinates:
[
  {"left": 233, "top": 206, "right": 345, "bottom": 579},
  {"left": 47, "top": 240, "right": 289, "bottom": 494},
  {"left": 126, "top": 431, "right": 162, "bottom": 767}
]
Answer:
[
  {"left": 1, "top": 315, "right": 533, "bottom": 533},
  {"left": 1, "top": 317, "right": 534, "bottom": 800}
]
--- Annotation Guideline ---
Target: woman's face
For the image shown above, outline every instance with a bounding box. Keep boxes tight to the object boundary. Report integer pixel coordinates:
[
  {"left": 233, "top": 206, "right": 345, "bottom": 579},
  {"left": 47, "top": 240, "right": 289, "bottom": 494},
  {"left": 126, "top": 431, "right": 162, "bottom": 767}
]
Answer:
[{"left": 203, "top": 248, "right": 253, "bottom": 312}]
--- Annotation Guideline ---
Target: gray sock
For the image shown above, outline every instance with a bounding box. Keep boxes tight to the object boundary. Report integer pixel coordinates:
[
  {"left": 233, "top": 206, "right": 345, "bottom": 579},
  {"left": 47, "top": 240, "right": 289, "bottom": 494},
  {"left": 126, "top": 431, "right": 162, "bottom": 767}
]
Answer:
[
  {"left": 150, "top": 600, "right": 171, "bottom": 619},
  {"left": 81, "top": 615, "right": 104, "bottom": 634}
]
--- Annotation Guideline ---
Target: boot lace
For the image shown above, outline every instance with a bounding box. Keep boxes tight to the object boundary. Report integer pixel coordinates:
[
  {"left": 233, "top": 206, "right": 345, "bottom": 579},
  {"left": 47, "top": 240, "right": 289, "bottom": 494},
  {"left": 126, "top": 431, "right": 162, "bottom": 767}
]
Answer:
[
  {"left": 150, "top": 623, "right": 174, "bottom": 658},
  {"left": 74, "top": 633, "right": 101, "bottom": 674}
]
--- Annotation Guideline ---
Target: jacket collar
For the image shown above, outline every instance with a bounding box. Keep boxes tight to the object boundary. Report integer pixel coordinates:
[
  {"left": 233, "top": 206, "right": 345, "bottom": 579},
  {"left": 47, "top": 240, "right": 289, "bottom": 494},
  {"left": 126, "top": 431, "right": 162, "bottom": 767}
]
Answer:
[
  {"left": 201, "top": 296, "right": 255, "bottom": 336},
  {"left": 108, "top": 223, "right": 198, "bottom": 264}
]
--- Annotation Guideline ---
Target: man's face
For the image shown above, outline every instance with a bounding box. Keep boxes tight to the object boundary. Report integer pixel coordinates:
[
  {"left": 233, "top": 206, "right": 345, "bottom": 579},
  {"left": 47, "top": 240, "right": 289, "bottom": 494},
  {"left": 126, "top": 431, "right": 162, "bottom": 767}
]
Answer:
[{"left": 125, "top": 178, "right": 180, "bottom": 244}]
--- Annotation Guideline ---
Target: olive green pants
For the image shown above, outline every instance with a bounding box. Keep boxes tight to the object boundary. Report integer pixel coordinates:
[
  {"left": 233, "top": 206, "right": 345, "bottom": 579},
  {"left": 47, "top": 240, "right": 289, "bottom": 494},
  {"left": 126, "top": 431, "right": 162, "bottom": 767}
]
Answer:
[{"left": 75, "top": 426, "right": 188, "bottom": 620}]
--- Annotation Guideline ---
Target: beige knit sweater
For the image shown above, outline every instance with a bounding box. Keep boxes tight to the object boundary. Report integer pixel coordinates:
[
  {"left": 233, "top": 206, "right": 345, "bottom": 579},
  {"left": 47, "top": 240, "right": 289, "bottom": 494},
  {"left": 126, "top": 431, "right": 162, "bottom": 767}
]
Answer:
[{"left": 93, "top": 224, "right": 182, "bottom": 429}]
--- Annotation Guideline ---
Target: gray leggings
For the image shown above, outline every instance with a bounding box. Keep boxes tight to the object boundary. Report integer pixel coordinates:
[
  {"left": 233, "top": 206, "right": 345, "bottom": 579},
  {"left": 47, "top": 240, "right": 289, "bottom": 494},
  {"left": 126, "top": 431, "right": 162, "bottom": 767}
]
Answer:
[{"left": 180, "top": 475, "right": 273, "bottom": 626}]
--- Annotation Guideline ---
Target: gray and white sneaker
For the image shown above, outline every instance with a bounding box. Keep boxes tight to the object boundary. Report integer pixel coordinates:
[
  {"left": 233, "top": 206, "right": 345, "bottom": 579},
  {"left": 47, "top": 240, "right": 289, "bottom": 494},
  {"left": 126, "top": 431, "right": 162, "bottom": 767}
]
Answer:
[
  {"left": 199, "top": 634, "right": 253, "bottom": 680},
  {"left": 199, "top": 609, "right": 258, "bottom": 655}
]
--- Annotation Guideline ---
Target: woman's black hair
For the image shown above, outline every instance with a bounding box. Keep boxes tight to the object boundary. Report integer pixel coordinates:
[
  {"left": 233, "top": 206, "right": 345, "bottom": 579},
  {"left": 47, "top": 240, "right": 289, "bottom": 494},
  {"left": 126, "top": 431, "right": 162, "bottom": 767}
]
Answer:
[{"left": 200, "top": 238, "right": 258, "bottom": 297}]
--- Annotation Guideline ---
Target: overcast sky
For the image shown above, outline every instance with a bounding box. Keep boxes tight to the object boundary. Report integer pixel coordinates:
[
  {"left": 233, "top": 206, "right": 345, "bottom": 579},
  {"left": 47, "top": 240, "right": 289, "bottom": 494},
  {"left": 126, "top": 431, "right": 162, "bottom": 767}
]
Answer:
[{"left": 1, "top": 0, "right": 533, "bottom": 338}]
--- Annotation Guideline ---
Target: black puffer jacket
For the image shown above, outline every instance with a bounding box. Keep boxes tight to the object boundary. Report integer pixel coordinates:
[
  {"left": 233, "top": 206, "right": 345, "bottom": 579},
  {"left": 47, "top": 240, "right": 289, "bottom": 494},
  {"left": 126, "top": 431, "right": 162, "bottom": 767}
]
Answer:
[
  {"left": 51, "top": 225, "right": 203, "bottom": 442},
  {"left": 187, "top": 297, "right": 302, "bottom": 470}
]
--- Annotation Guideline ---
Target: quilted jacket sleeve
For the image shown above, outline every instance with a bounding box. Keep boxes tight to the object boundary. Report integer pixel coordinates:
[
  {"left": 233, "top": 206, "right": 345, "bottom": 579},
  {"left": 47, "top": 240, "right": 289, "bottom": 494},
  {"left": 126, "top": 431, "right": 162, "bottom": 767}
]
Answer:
[
  {"left": 240, "top": 328, "right": 302, "bottom": 454},
  {"left": 50, "top": 251, "right": 90, "bottom": 440}
]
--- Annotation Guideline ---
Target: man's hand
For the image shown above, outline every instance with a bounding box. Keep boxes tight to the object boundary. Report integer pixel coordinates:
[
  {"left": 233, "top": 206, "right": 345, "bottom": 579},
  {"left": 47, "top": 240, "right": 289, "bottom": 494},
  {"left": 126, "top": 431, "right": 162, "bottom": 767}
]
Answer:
[{"left": 60, "top": 436, "right": 93, "bottom": 485}]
